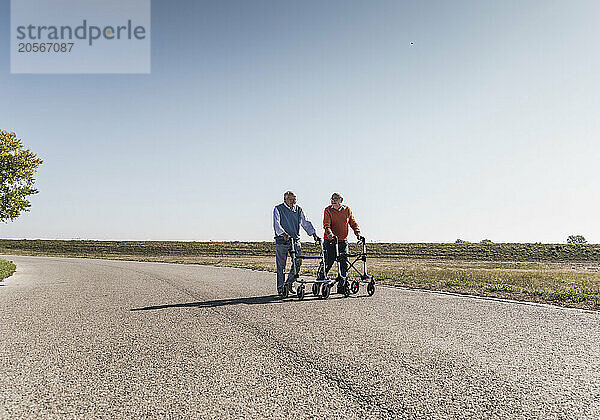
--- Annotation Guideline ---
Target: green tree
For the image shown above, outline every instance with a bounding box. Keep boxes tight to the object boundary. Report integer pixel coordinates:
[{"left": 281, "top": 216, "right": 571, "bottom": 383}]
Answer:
[
  {"left": 567, "top": 235, "right": 586, "bottom": 244},
  {"left": 0, "top": 130, "right": 43, "bottom": 222}
]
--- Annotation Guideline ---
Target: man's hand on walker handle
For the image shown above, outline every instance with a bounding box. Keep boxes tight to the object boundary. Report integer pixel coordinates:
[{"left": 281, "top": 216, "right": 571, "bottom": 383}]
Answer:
[
  {"left": 357, "top": 235, "right": 365, "bottom": 243},
  {"left": 313, "top": 233, "right": 320, "bottom": 242},
  {"left": 282, "top": 232, "right": 290, "bottom": 241}
]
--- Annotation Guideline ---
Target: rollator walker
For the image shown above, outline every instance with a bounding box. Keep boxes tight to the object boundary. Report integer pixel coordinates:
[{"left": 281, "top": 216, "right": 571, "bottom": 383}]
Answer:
[
  {"left": 279, "top": 236, "right": 328, "bottom": 300},
  {"left": 280, "top": 235, "right": 376, "bottom": 300}
]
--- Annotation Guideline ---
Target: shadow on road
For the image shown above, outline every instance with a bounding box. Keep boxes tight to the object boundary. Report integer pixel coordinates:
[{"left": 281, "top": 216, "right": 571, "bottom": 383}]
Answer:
[
  {"left": 130, "top": 294, "right": 284, "bottom": 311},
  {"left": 130, "top": 293, "right": 364, "bottom": 311}
]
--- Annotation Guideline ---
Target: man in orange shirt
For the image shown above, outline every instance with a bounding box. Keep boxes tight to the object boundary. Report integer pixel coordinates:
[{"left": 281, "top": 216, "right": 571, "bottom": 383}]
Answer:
[{"left": 322, "top": 192, "right": 363, "bottom": 284}]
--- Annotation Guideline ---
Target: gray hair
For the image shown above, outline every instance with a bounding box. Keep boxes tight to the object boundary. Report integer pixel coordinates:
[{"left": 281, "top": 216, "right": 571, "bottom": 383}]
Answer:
[
  {"left": 284, "top": 190, "right": 296, "bottom": 199},
  {"left": 331, "top": 192, "right": 343, "bottom": 202}
]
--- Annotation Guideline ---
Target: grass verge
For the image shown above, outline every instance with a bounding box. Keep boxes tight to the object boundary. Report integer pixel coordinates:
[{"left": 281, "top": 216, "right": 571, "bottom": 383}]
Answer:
[
  {"left": 0, "top": 259, "right": 16, "bottom": 281},
  {"left": 1, "top": 240, "right": 599, "bottom": 310}
]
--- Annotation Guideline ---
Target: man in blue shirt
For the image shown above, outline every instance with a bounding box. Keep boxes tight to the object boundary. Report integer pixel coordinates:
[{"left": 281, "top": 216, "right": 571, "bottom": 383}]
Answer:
[{"left": 273, "top": 190, "right": 319, "bottom": 295}]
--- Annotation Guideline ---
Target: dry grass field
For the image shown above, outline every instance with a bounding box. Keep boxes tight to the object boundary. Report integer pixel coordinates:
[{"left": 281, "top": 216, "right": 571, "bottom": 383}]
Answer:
[{"left": 1, "top": 239, "right": 599, "bottom": 309}]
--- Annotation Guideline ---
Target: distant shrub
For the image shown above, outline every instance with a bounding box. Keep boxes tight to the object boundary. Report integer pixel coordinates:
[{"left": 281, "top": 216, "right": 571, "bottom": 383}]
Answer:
[
  {"left": 567, "top": 235, "right": 587, "bottom": 244},
  {"left": 455, "top": 239, "right": 469, "bottom": 243},
  {"left": 480, "top": 239, "right": 493, "bottom": 244}
]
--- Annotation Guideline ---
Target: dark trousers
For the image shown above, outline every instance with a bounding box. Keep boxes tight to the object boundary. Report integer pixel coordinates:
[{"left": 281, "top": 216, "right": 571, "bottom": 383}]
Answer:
[{"left": 324, "top": 239, "right": 349, "bottom": 278}]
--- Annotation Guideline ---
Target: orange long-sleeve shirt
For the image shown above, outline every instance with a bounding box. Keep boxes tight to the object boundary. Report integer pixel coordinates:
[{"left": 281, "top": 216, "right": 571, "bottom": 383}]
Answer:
[{"left": 323, "top": 205, "right": 360, "bottom": 241}]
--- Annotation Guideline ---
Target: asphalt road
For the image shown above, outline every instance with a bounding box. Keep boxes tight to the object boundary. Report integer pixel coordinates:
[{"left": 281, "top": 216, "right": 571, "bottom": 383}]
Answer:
[{"left": 1, "top": 255, "right": 599, "bottom": 419}]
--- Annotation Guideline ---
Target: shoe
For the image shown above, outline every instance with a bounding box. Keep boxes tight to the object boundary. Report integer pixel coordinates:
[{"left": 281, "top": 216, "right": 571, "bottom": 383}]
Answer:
[{"left": 287, "top": 284, "right": 296, "bottom": 294}]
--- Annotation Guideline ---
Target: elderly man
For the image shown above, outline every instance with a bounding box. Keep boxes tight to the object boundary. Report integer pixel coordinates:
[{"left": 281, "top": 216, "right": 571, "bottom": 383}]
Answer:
[
  {"left": 273, "top": 191, "right": 319, "bottom": 296},
  {"left": 323, "top": 192, "right": 363, "bottom": 285}
]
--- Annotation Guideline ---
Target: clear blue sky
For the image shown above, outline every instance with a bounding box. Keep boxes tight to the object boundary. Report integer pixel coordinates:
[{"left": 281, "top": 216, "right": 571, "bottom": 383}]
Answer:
[{"left": 1, "top": 0, "right": 599, "bottom": 243}]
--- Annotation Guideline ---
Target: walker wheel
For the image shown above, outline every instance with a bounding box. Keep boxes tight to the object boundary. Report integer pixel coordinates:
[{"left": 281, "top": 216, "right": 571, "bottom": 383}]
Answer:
[
  {"left": 297, "top": 285, "right": 305, "bottom": 301},
  {"left": 312, "top": 283, "right": 320, "bottom": 296},
  {"left": 351, "top": 281, "right": 360, "bottom": 294},
  {"left": 367, "top": 280, "right": 375, "bottom": 297},
  {"left": 321, "top": 284, "right": 331, "bottom": 299}
]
